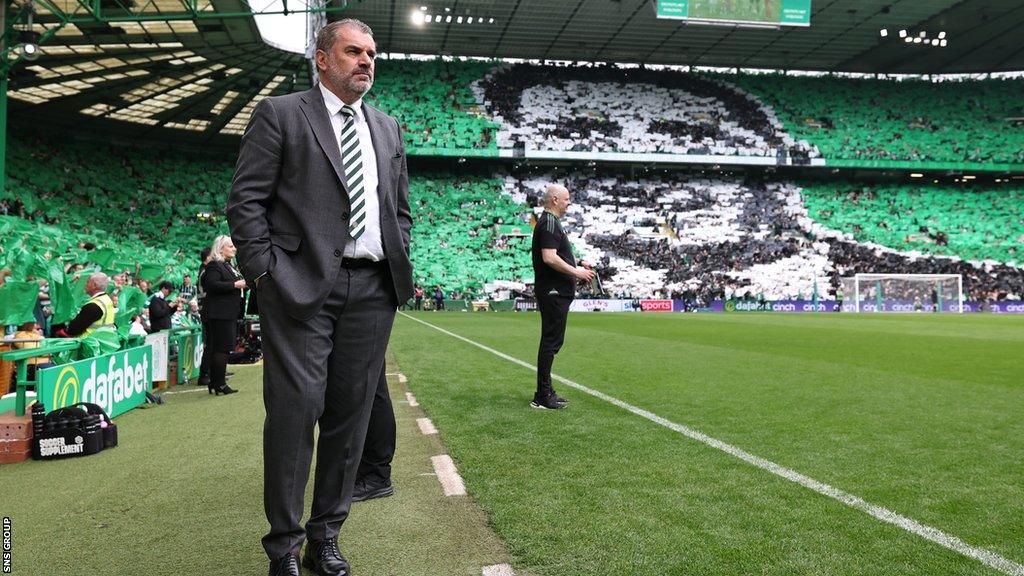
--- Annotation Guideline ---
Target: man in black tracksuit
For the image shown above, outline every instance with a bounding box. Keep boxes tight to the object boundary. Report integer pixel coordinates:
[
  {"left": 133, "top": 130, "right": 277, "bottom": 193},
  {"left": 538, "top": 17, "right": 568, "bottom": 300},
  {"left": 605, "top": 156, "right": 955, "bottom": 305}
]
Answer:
[{"left": 530, "top": 184, "right": 595, "bottom": 410}]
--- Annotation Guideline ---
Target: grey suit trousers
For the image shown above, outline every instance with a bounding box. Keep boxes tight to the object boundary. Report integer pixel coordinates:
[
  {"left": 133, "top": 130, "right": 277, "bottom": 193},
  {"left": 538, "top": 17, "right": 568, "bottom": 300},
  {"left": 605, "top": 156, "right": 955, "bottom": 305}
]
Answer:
[{"left": 258, "top": 263, "right": 396, "bottom": 558}]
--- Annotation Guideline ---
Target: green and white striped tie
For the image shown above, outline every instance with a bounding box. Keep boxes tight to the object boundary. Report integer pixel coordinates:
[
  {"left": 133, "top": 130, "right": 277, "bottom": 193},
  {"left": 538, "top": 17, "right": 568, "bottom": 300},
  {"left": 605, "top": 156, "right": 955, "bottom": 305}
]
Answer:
[{"left": 339, "top": 105, "right": 366, "bottom": 240}]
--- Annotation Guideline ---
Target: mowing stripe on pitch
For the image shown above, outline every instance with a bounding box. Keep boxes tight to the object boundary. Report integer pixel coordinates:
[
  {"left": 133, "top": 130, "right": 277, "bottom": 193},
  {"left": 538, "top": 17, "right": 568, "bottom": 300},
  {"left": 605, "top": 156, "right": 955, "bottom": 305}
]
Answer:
[{"left": 399, "top": 312, "right": 1024, "bottom": 576}]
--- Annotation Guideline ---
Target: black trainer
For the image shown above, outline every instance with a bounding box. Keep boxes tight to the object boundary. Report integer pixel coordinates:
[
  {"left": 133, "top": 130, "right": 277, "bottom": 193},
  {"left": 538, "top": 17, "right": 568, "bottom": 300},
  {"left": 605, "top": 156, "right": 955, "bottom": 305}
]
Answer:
[
  {"left": 352, "top": 477, "right": 395, "bottom": 502},
  {"left": 302, "top": 537, "right": 349, "bottom": 576},
  {"left": 552, "top": 391, "right": 570, "bottom": 404},
  {"left": 531, "top": 392, "right": 567, "bottom": 410}
]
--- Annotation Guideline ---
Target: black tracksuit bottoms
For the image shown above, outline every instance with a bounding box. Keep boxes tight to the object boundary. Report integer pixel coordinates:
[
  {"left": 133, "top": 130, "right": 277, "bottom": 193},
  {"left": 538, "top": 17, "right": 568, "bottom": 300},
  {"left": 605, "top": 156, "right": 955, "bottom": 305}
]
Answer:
[{"left": 536, "top": 292, "right": 572, "bottom": 395}]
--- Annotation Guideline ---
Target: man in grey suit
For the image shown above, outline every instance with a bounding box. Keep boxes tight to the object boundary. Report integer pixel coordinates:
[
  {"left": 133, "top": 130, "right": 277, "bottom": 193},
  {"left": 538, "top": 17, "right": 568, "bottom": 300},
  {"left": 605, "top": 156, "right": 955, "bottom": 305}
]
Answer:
[{"left": 226, "top": 18, "right": 413, "bottom": 576}]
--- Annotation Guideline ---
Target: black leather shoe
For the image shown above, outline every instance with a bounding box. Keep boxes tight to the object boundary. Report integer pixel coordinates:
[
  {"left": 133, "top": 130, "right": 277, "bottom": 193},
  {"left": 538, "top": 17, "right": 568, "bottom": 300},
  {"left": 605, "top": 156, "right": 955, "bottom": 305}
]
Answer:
[
  {"left": 302, "top": 537, "right": 349, "bottom": 576},
  {"left": 352, "top": 477, "right": 395, "bottom": 503},
  {"left": 268, "top": 553, "right": 300, "bottom": 576}
]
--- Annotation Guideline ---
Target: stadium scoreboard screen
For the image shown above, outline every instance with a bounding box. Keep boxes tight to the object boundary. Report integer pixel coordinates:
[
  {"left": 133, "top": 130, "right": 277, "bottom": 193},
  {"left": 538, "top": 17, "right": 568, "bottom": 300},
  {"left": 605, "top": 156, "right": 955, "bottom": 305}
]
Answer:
[{"left": 655, "top": 0, "right": 811, "bottom": 27}]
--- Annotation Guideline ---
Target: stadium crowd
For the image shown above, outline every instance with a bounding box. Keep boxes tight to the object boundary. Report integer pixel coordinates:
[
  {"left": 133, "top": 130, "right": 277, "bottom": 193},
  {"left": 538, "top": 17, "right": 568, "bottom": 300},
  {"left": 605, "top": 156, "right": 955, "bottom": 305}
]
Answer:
[
  {"left": 507, "top": 171, "right": 1024, "bottom": 302},
  {"left": 478, "top": 63, "right": 816, "bottom": 158},
  {"left": 729, "top": 74, "right": 1024, "bottom": 165},
  {"left": 802, "top": 183, "right": 1024, "bottom": 264},
  {"left": 369, "top": 59, "right": 499, "bottom": 152},
  {"left": 4, "top": 132, "right": 1022, "bottom": 312}
]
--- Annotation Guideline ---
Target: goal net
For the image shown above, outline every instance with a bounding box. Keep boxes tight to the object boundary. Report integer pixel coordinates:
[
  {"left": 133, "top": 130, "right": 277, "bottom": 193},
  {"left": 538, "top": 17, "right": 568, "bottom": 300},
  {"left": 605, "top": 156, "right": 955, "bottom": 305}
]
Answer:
[{"left": 839, "top": 274, "right": 963, "bottom": 313}]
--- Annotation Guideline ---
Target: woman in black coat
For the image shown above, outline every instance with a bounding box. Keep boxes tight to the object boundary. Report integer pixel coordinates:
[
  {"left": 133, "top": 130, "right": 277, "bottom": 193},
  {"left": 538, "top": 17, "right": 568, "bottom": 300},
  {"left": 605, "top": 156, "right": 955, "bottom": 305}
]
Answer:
[{"left": 200, "top": 235, "right": 246, "bottom": 395}]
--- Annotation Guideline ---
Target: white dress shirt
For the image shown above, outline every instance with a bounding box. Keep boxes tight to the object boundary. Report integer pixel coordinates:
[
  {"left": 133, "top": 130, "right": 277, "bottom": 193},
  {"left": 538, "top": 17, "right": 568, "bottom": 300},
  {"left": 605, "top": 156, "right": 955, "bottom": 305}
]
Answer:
[{"left": 319, "top": 83, "right": 384, "bottom": 261}]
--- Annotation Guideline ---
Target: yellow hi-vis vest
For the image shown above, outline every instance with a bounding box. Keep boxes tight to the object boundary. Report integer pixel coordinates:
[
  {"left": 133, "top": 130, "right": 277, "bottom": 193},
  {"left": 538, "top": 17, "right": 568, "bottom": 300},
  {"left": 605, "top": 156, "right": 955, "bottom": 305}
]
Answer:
[{"left": 81, "top": 292, "right": 116, "bottom": 338}]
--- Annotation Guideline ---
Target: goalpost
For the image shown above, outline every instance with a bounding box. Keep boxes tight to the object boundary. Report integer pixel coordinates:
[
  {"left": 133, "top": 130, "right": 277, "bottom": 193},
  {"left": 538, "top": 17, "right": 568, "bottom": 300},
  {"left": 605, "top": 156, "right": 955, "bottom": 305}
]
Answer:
[{"left": 840, "top": 274, "right": 963, "bottom": 314}]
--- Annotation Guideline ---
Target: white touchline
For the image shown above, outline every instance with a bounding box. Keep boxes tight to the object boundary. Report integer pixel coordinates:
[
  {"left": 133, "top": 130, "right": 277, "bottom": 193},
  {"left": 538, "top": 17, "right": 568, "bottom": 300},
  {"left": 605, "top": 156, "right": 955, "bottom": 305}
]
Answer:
[
  {"left": 399, "top": 312, "right": 1024, "bottom": 576},
  {"left": 406, "top": 392, "right": 420, "bottom": 407},
  {"left": 431, "top": 454, "right": 467, "bottom": 496},
  {"left": 482, "top": 563, "right": 516, "bottom": 576},
  {"left": 417, "top": 417, "right": 438, "bottom": 435},
  {"left": 162, "top": 387, "right": 209, "bottom": 395}
]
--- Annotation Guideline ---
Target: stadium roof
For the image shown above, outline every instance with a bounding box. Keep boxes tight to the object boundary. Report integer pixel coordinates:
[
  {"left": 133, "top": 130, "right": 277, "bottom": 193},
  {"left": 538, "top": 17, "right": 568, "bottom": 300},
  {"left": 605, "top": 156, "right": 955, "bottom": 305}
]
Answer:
[
  {"left": 8, "top": 0, "right": 1024, "bottom": 146},
  {"left": 348, "top": 0, "right": 1024, "bottom": 74}
]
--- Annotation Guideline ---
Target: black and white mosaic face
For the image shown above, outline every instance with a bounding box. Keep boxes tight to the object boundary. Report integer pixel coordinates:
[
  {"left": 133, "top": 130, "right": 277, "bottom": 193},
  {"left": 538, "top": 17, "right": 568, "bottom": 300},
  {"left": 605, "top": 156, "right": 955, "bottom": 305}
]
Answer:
[
  {"left": 507, "top": 172, "right": 1023, "bottom": 301},
  {"left": 479, "top": 65, "right": 809, "bottom": 157}
]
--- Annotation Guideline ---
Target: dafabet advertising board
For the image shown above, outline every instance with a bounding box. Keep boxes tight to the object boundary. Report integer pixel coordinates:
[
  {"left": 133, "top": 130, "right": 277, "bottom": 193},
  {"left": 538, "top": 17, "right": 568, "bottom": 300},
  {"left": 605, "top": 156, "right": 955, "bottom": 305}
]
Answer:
[{"left": 37, "top": 345, "right": 153, "bottom": 417}]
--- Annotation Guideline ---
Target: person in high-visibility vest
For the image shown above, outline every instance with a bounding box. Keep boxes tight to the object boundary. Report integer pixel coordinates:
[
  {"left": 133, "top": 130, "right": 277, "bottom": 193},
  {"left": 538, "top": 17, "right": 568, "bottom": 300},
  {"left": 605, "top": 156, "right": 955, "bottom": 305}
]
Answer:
[{"left": 63, "top": 272, "right": 116, "bottom": 337}]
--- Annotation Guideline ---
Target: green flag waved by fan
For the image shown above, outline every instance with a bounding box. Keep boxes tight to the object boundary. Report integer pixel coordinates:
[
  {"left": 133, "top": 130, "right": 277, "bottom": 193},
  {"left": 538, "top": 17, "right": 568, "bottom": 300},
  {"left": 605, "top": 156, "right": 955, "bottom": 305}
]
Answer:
[
  {"left": 137, "top": 262, "right": 165, "bottom": 282},
  {"left": 115, "top": 285, "right": 149, "bottom": 334},
  {"left": 85, "top": 248, "right": 117, "bottom": 269},
  {"left": 0, "top": 280, "right": 39, "bottom": 326}
]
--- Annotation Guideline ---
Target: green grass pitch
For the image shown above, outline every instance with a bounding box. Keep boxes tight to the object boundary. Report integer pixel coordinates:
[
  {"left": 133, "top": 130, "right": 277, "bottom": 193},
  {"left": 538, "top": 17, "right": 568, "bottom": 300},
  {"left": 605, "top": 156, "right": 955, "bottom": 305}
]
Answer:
[
  {"left": 390, "top": 311, "right": 1024, "bottom": 576},
  {"left": 4, "top": 311, "right": 1021, "bottom": 575},
  {"left": 2, "top": 367, "right": 518, "bottom": 576}
]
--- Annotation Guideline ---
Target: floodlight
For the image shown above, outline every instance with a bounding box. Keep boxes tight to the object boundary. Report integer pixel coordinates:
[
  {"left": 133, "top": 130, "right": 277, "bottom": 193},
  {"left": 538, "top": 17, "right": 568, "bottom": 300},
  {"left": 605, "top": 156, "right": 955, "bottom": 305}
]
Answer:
[
  {"left": 913, "top": 37, "right": 922, "bottom": 43},
  {"left": 456, "top": 16, "right": 463, "bottom": 23},
  {"left": 23, "top": 43, "right": 40, "bottom": 60},
  {"left": 467, "top": 17, "right": 473, "bottom": 23},
  {"left": 879, "top": 29, "right": 888, "bottom": 37},
  {"left": 489, "top": 17, "right": 494, "bottom": 23},
  {"left": 904, "top": 37, "right": 913, "bottom": 43},
  {"left": 940, "top": 39, "right": 947, "bottom": 47},
  {"left": 445, "top": 15, "right": 451, "bottom": 22},
  {"left": 898, "top": 29, "right": 907, "bottom": 38},
  {"left": 19, "top": 30, "right": 42, "bottom": 61},
  {"left": 931, "top": 39, "right": 939, "bottom": 46},
  {"left": 411, "top": 10, "right": 425, "bottom": 25},
  {"left": 938, "top": 31, "right": 946, "bottom": 39}
]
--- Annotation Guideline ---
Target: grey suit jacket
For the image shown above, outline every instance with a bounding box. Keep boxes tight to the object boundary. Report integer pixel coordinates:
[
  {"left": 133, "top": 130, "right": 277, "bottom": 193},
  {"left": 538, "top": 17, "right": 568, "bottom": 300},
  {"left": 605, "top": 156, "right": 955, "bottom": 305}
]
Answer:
[{"left": 227, "top": 86, "right": 414, "bottom": 320}]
